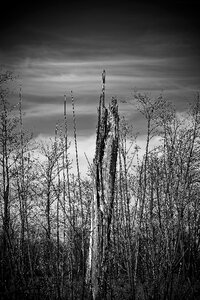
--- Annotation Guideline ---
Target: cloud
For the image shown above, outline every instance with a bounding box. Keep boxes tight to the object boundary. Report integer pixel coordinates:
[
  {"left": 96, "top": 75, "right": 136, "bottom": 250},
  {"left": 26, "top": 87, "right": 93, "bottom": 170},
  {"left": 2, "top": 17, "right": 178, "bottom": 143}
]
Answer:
[
  {"left": 4, "top": 52, "right": 198, "bottom": 144},
  {"left": 69, "top": 134, "right": 96, "bottom": 176},
  {"left": 1, "top": 1, "right": 200, "bottom": 178},
  {"left": 33, "top": 133, "right": 96, "bottom": 177},
  {"left": 7, "top": 54, "right": 198, "bottom": 102},
  {"left": 23, "top": 109, "right": 98, "bottom": 138},
  {"left": 33, "top": 132, "right": 162, "bottom": 178}
]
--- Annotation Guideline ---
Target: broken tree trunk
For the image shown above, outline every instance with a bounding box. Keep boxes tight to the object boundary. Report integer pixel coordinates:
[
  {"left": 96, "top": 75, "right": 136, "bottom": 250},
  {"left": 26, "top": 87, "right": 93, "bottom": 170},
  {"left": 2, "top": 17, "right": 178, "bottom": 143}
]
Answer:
[{"left": 86, "top": 71, "right": 119, "bottom": 299}]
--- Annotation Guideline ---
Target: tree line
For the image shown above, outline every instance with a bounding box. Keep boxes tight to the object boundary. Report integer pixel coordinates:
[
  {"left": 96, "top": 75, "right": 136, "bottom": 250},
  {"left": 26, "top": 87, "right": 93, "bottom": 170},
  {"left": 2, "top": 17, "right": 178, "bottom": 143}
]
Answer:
[{"left": 0, "top": 70, "right": 200, "bottom": 299}]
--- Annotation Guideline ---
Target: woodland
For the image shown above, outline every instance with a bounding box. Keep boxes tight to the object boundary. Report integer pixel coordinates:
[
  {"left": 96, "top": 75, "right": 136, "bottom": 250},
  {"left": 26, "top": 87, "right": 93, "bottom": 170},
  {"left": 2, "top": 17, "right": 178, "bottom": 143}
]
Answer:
[{"left": 0, "top": 69, "right": 200, "bottom": 299}]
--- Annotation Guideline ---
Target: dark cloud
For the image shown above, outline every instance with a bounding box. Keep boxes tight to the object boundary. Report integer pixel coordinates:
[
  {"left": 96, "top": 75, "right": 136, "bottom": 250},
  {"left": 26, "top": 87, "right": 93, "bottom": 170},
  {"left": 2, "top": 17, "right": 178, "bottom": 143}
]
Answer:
[
  {"left": 1, "top": 1, "right": 199, "bottom": 56},
  {"left": 24, "top": 112, "right": 97, "bottom": 138},
  {"left": 1, "top": 0, "right": 200, "bottom": 142}
]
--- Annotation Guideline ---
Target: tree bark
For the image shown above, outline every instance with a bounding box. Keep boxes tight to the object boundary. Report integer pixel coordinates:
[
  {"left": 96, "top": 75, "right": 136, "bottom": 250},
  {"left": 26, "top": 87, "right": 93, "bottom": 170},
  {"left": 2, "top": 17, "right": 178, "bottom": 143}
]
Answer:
[{"left": 87, "top": 92, "right": 119, "bottom": 299}]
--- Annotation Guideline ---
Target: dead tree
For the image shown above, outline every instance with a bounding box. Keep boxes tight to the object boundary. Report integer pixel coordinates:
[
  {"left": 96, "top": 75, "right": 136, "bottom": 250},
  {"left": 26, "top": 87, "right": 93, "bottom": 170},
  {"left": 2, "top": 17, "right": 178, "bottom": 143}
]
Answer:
[{"left": 87, "top": 71, "right": 119, "bottom": 299}]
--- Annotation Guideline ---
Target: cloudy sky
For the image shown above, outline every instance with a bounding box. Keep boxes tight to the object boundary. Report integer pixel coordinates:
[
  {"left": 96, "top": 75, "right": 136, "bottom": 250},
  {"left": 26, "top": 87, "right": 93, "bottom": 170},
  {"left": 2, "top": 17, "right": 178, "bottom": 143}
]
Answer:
[{"left": 1, "top": 1, "right": 200, "bottom": 174}]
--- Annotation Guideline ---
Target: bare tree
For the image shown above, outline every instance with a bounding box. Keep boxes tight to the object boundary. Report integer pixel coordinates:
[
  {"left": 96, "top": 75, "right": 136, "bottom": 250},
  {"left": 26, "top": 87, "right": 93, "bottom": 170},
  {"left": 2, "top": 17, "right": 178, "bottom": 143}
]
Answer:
[{"left": 0, "top": 70, "right": 21, "bottom": 295}]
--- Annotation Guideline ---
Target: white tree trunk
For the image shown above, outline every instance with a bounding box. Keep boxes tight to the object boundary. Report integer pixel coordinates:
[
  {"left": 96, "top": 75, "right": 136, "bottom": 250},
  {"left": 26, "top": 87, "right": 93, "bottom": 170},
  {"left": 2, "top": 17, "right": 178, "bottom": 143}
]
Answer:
[{"left": 87, "top": 95, "right": 119, "bottom": 299}]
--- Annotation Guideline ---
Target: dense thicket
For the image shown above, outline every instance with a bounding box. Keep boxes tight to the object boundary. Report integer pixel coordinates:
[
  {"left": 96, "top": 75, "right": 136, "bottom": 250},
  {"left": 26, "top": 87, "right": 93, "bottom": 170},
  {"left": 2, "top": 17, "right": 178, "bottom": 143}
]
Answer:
[{"left": 0, "top": 70, "right": 200, "bottom": 299}]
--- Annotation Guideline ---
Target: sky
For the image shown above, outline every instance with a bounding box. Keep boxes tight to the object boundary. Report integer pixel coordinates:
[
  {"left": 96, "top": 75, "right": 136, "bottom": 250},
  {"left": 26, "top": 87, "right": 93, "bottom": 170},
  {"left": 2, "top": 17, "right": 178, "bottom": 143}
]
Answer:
[{"left": 1, "top": 1, "right": 200, "bottom": 174}]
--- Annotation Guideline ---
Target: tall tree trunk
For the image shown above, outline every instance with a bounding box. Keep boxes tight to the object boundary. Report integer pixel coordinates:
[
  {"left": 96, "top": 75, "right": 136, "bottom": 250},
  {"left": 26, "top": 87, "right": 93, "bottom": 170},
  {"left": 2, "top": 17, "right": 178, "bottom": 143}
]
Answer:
[{"left": 87, "top": 71, "right": 119, "bottom": 299}]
